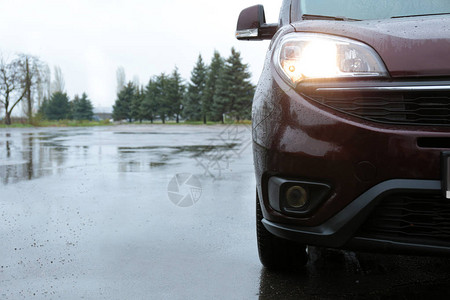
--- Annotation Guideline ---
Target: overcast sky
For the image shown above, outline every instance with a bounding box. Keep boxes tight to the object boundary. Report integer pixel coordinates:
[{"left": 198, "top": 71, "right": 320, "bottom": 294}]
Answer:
[{"left": 0, "top": 0, "right": 281, "bottom": 110}]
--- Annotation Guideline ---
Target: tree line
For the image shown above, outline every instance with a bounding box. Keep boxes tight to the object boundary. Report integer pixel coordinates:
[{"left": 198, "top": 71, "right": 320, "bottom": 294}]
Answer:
[
  {"left": 112, "top": 48, "right": 255, "bottom": 124},
  {"left": 1, "top": 47, "right": 254, "bottom": 125},
  {"left": 39, "top": 92, "right": 94, "bottom": 121},
  {"left": 0, "top": 53, "right": 94, "bottom": 124}
]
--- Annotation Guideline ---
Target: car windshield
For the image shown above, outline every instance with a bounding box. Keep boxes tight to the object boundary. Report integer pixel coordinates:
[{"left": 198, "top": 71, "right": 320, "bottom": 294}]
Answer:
[{"left": 300, "top": 0, "right": 450, "bottom": 20}]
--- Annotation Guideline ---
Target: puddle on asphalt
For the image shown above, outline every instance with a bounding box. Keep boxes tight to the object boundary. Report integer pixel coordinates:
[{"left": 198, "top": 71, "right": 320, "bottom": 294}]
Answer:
[
  {"left": 0, "top": 129, "right": 248, "bottom": 184},
  {"left": 114, "top": 131, "right": 187, "bottom": 135},
  {"left": 0, "top": 132, "right": 73, "bottom": 185},
  {"left": 149, "top": 162, "right": 166, "bottom": 167},
  {"left": 117, "top": 144, "right": 242, "bottom": 173},
  {"left": 118, "top": 144, "right": 240, "bottom": 156}
]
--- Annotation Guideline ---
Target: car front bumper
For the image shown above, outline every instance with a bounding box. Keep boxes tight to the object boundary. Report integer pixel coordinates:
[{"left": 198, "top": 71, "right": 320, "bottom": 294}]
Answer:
[
  {"left": 262, "top": 179, "right": 450, "bottom": 254},
  {"left": 253, "top": 66, "right": 450, "bottom": 252}
]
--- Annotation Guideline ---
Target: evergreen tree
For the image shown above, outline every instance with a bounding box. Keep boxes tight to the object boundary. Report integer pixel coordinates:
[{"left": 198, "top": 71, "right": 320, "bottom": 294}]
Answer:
[
  {"left": 44, "top": 91, "right": 71, "bottom": 120},
  {"left": 38, "top": 97, "right": 49, "bottom": 118},
  {"left": 166, "top": 67, "right": 185, "bottom": 123},
  {"left": 67, "top": 97, "right": 74, "bottom": 120},
  {"left": 212, "top": 72, "right": 230, "bottom": 124},
  {"left": 72, "top": 93, "right": 94, "bottom": 120},
  {"left": 183, "top": 55, "right": 207, "bottom": 121},
  {"left": 81, "top": 93, "right": 94, "bottom": 120},
  {"left": 131, "top": 85, "right": 145, "bottom": 123},
  {"left": 155, "top": 74, "right": 170, "bottom": 124},
  {"left": 205, "top": 51, "right": 224, "bottom": 122},
  {"left": 71, "top": 94, "right": 81, "bottom": 118},
  {"left": 112, "top": 82, "right": 134, "bottom": 122},
  {"left": 141, "top": 78, "right": 158, "bottom": 123},
  {"left": 212, "top": 48, "right": 254, "bottom": 123},
  {"left": 141, "top": 74, "right": 171, "bottom": 123}
]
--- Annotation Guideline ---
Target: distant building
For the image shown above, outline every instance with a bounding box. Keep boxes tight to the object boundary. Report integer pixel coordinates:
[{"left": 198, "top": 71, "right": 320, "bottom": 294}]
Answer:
[{"left": 93, "top": 107, "right": 113, "bottom": 121}]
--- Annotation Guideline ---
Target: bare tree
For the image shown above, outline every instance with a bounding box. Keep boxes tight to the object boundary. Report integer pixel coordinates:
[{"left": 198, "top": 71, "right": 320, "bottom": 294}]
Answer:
[
  {"left": 44, "top": 65, "right": 51, "bottom": 101},
  {"left": 36, "top": 64, "right": 51, "bottom": 108},
  {"left": 17, "top": 54, "right": 46, "bottom": 122},
  {"left": 0, "top": 56, "right": 27, "bottom": 125},
  {"left": 116, "top": 66, "right": 126, "bottom": 94},
  {"left": 51, "top": 66, "right": 65, "bottom": 93}
]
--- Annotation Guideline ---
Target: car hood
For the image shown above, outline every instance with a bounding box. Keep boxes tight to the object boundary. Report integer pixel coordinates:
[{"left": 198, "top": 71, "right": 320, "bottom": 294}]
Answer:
[{"left": 291, "top": 15, "right": 450, "bottom": 78}]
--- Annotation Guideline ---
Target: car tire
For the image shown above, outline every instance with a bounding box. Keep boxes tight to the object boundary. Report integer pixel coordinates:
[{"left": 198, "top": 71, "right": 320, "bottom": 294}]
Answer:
[{"left": 256, "top": 191, "right": 308, "bottom": 270}]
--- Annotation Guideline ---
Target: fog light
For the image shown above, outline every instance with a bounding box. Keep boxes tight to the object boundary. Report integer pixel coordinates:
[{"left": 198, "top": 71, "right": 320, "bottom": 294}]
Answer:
[
  {"left": 268, "top": 177, "right": 331, "bottom": 216},
  {"left": 286, "top": 186, "right": 308, "bottom": 208}
]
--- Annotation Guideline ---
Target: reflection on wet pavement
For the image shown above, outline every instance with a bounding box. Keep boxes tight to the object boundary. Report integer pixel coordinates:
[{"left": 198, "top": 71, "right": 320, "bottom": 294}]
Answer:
[
  {"left": 0, "top": 131, "right": 69, "bottom": 184},
  {"left": 0, "top": 127, "right": 249, "bottom": 184},
  {"left": 0, "top": 126, "right": 248, "bottom": 183},
  {"left": 117, "top": 144, "right": 240, "bottom": 172}
]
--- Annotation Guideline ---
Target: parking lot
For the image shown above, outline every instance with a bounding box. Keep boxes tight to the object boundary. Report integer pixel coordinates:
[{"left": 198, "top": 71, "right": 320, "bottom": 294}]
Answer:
[{"left": 1, "top": 125, "right": 450, "bottom": 299}]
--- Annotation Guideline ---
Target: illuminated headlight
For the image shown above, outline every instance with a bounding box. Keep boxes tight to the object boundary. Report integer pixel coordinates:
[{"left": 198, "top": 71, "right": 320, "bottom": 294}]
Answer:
[{"left": 274, "top": 33, "right": 388, "bottom": 85}]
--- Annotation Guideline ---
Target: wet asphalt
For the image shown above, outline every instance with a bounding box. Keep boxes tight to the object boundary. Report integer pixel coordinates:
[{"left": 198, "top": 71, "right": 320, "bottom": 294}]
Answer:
[{"left": 0, "top": 125, "right": 450, "bottom": 299}]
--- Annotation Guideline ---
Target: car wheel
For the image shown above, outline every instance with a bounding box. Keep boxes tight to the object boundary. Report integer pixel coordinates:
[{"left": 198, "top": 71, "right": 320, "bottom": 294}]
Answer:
[{"left": 256, "top": 191, "right": 308, "bottom": 269}]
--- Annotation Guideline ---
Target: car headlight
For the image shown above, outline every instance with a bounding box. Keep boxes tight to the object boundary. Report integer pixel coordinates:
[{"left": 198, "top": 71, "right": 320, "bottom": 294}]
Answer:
[{"left": 274, "top": 33, "right": 388, "bottom": 85}]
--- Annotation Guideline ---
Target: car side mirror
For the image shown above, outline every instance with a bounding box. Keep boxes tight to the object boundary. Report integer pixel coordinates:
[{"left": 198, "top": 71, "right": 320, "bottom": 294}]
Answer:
[{"left": 235, "top": 5, "right": 278, "bottom": 41}]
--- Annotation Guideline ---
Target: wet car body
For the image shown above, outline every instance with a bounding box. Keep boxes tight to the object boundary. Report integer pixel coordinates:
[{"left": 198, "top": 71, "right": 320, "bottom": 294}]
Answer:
[{"left": 237, "top": 1, "right": 450, "bottom": 268}]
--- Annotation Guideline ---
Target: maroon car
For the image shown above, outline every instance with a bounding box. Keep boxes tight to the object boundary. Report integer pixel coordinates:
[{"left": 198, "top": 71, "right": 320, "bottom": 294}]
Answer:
[{"left": 236, "top": 0, "right": 450, "bottom": 269}]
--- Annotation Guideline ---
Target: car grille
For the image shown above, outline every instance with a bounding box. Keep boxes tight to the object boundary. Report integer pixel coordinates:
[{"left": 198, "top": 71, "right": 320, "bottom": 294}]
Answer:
[
  {"left": 359, "top": 192, "right": 450, "bottom": 246},
  {"left": 305, "top": 90, "right": 450, "bottom": 126}
]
